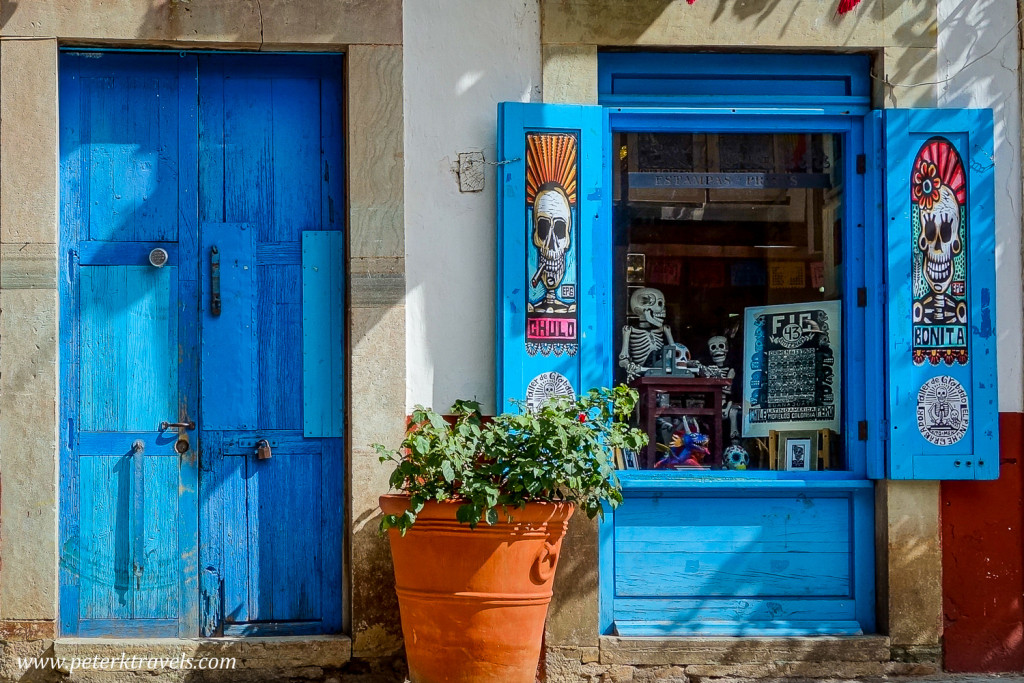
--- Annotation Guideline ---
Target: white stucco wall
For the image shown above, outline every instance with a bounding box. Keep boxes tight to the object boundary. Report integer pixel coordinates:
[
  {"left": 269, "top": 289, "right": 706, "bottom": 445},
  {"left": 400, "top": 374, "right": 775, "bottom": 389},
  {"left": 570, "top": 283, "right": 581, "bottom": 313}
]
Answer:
[
  {"left": 405, "top": 0, "right": 1023, "bottom": 415},
  {"left": 404, "top": 0, "right": 541, "bottom": 414},
  {"left": 937, "top": 0, "right": 1022, "bottom": 412}
]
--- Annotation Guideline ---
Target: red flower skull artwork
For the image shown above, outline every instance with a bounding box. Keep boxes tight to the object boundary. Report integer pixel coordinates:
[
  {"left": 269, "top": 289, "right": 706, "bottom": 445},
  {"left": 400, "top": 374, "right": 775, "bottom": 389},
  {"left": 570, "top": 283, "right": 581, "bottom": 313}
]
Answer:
[{"left": 910, "top": 137, "right": 969, "bottom": 366}]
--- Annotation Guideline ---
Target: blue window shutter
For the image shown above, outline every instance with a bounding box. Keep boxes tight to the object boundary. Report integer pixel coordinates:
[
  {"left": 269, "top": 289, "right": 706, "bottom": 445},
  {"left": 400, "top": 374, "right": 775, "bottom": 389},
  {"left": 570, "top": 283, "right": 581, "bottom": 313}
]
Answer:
[
  {"left": 883, "top": 108, "right": 998, "bottom": 480},
  {"left": 496, "top": 103, "right": 606, "bottom": 410}
]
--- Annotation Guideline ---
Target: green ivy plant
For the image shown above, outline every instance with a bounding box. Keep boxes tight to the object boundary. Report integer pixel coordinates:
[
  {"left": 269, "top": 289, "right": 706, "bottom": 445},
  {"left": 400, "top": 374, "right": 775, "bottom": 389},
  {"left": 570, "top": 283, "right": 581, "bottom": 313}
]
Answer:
[{"left": 376, "top": 386, "right": 648, "bottom": 534}]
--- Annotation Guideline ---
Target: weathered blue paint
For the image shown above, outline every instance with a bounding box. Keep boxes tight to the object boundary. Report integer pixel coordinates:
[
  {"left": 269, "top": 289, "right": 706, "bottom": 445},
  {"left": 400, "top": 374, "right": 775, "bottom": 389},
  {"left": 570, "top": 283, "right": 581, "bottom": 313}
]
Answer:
[
  {"left": 60, "top": 51, "right": 344, "bottom": 637},
  {"left": 495, "top": 102, "right": 607, "bottom": 410},
  {"left": 60, "top": 51, "right": 200, "bottom": 637},
  {"left": 607, "top": 484, "right": 873, "bottom": 635},
  {"left": 302, "top": 231, "right": 346, "bottom": 437},
  {"left": 883, "top": 109, "right": 999, "bottom": 480},
  {"left": 197, "top": 54, "right": 345, "bottom": 635},
  {"left": 201, "top": 223, "right": 257, "bottom": 431}
]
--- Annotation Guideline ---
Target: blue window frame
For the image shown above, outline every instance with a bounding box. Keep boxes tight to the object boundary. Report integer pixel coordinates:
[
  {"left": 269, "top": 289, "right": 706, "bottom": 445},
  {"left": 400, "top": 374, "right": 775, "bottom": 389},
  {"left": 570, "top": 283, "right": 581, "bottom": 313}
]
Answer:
[{"left": 497, "top": 51, "right": 997, "bottom": 637}]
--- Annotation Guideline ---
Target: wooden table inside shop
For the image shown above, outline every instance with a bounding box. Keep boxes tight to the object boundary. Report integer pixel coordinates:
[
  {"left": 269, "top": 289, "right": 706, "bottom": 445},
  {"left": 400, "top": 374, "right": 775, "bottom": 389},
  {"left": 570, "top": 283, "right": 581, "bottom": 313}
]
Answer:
[{"left": 630, "top": 375, "right": 733, "bottom": 469}]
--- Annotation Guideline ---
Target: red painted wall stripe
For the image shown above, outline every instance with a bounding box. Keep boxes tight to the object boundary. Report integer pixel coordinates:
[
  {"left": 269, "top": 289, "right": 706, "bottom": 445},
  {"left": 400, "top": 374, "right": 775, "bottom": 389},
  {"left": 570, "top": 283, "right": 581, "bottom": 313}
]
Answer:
[{"left": 942, "top": 412, "right": 1024, "bottom": 672}]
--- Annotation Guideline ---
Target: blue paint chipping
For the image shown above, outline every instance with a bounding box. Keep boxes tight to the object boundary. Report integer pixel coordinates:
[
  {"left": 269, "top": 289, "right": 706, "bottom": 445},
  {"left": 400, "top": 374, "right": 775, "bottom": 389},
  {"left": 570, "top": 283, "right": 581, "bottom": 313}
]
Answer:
[{"left": 976, "top": 287, "right": 993, "bottom": 338}]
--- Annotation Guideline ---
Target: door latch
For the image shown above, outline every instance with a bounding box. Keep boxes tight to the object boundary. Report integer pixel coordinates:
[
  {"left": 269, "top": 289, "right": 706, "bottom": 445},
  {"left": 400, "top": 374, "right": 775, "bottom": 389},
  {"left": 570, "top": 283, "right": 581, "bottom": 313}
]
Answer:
[
  {"left": 175, "top": 433, "right": 190, "bottom": 455},
  {"left": 256, "top": 439, "right": 272, "bottom": 460},
  {"left": 210, "top": 246, "right": 221, "bottom": 316},
  {"left": 160, "top": 420, "right": 196, "bottom": 431}
]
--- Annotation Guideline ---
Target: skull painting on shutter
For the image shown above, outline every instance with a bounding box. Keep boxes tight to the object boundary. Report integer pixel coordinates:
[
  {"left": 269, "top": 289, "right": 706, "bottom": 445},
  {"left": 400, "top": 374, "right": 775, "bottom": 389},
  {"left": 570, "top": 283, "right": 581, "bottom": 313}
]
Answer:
[
  {"left": 525, "top": 133, "right": 579, "bottom": 357},
  {"left": 910, "top": 137, "right": 969, "bottom": 366}
]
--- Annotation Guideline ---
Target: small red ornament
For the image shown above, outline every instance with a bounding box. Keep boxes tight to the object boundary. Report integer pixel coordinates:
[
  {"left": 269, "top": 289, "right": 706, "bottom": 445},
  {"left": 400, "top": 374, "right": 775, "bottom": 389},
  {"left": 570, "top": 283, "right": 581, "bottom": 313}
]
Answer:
[{"left": 578, "top": 413, "right": 587, "bottom": 422}]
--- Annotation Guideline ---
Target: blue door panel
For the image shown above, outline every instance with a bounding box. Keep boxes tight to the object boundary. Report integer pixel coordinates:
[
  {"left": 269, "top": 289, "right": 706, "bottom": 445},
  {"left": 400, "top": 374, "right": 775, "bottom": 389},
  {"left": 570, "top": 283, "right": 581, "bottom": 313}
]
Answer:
[
  {"left": 78, "top": 455, "right": 133, "bottom": 621},
  {"left": 197, "top": 54, "right": 345, "bottom": 635},
  {"left": 80, "top": 266, "right": 178, "bottom": 431},
  {"left": 303, "top": 231, "right": 346, "bottom": 437},
  {"left": 200, "top": 223, "right": 257, "bottom": 430},
  {"left": 257, "top": 264, "right": 304, "bottom": 430}
]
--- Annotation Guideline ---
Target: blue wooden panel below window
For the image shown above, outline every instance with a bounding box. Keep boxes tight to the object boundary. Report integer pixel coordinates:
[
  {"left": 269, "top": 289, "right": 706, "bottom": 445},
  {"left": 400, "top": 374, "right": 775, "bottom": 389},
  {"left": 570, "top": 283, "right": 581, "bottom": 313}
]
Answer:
[
  {"left": 302, "top": 231, "right": 345, "bottom": 437},
  {"left": 883, "top": 109, "right": 999, "bottom": 480},
  {"left": 608, "top": 488, "right": 874, "bottom": 635}
]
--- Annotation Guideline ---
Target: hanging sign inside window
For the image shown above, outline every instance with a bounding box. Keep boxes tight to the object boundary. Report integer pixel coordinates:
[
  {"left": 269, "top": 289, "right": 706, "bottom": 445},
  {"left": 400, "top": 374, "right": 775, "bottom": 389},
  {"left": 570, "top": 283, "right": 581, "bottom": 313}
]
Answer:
[
  {"left": 525, "top": 132, "right": 579, "bottom": 357},
  {"left": 629, "top": 172, "right": 832, "bottom": 190},
  {"left": 742, "top": 300, "right": 841, "bottom": 438}
]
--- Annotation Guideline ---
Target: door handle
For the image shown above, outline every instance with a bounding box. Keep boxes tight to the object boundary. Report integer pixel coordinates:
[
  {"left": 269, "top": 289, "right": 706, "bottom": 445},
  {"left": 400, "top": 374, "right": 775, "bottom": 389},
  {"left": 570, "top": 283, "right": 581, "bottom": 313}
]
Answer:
[
  {"left": 210, "top": 245, "right": 221, "bottom": 316},
  {"left": 160, "top": 421, "right": 196, "bottom": 431}
]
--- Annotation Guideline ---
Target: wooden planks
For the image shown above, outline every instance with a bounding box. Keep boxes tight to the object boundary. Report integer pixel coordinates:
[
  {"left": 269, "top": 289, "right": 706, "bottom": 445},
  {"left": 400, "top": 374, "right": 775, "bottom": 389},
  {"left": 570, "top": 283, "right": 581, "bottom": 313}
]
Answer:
[
  {"left": 613, "top": 492, "right": 857, "bottom": 630},
  {"left": 302, "top": 231, "right": 345, "bottom": 437},
  {"left": 79, "top": 265, "right": 177, "bottom": 431},
  {"left": 200, "top": 223, "right": 257, "bottom": 430}
]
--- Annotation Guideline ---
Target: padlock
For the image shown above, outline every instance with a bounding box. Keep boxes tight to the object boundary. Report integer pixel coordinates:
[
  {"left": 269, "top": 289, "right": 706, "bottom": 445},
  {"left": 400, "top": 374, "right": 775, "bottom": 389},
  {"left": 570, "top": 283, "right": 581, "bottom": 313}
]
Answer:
[
  {"left": 256, "top": 439, "right": 272, "bottom": 460},
  {"left": 175, "top": 433, "right": 190, "bottom": 455}
]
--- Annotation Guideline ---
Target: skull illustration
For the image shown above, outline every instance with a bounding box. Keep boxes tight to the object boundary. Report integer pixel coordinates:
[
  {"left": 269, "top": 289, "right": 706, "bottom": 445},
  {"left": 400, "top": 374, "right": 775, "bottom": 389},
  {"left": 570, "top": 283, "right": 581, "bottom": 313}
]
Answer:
[
  {"left": 935, "top": 385, "right": 948, "bottom": 402},
  {"left": 708, "top": 335, "right": 728, "bottom": 367},
  {"left": 532, "top": 184, "right": 573, "bottom": 292},
  {"left": 918, "top": 185, "right": 962, "bottom": 295},
  {"left": 630, "top": 287, "right": 666, "bottom": 328}
]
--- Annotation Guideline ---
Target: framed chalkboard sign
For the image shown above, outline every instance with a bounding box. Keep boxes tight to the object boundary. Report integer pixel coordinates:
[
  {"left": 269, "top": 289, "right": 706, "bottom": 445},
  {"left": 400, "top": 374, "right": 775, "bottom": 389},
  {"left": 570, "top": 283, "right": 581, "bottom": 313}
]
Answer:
[{"left": 741, "top": 300, "right": 841, "bottom": 438}]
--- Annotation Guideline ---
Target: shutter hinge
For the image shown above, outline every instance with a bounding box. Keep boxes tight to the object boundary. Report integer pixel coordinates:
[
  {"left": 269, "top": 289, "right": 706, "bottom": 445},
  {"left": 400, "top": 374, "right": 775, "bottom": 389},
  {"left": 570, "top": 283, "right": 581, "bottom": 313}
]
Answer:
[
  {"left": 858, "top": 420, "right": 868, "bottom": 441},
  {"left": 856, "top": 154, "right": 867, "bottom": 174},
  {"left": 857, "top": 287, "right": 867, "bottom": 307}
]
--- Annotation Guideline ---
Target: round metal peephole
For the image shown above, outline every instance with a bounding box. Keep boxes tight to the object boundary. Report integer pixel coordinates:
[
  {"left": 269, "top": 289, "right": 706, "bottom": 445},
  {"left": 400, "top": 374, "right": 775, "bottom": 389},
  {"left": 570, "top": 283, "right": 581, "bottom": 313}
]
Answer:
[{"left": 149, "top": 248, "right": 169, "bottom": 268}]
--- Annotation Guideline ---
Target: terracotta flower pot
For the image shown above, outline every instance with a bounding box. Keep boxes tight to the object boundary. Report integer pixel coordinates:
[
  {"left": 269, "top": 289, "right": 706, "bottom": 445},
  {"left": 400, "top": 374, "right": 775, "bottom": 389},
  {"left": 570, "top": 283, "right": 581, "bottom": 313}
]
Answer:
[{"left": 380, "top": 494, "right": 574, "bottom": 683}]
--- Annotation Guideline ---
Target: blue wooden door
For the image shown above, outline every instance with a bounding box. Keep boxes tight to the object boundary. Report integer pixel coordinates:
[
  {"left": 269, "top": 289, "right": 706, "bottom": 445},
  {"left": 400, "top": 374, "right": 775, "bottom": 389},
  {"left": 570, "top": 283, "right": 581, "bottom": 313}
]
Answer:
[
  {"left": 59, "top": 52, "right": 200, "bottom": 637},
  {"left": 197, "top": 55, "right": 344, "bottom": 636},
  {"left": 59, "top": 52, "right": 344, "bottom": 637}
]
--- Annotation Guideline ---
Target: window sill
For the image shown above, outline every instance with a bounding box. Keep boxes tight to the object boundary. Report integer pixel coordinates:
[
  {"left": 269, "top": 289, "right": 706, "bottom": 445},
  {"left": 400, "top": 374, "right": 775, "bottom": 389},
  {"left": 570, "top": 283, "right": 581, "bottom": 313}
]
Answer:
[{"left": 598, "top": 634, "right": 890, "bottom": 666}]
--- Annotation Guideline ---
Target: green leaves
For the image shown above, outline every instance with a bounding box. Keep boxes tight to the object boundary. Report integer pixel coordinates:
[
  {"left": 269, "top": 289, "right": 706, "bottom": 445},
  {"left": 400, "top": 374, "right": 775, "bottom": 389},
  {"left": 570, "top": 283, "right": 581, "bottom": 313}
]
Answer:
[{"left": 377, "top": 387, "right": 648, "bottom": 534}]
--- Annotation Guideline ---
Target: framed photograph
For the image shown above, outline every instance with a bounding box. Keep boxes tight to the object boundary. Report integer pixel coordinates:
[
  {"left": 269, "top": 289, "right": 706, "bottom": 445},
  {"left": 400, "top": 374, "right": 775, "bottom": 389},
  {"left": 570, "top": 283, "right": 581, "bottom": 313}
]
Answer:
[
  {"left": 777, "top": 431, "right": 819, "bottom": 471},
  {"left": 623, "top": 449, "right": 640, "bottom": 470}
]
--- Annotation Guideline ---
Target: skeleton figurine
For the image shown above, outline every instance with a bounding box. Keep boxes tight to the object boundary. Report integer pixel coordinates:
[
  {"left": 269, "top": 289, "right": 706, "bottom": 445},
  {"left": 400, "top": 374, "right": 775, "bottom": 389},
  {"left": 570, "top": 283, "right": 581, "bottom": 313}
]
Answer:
[
  {"left": 913, "top": 184, "right": 967, "bottom": 325},
  {"left": 707, "top": 335, "right": 741, "bottom": 440},
  {"left": 619, "top": 287, "right": 674, "bottom": 381},
  {"left": 528, "top": 183, "right": 576, "bottom": 315}
]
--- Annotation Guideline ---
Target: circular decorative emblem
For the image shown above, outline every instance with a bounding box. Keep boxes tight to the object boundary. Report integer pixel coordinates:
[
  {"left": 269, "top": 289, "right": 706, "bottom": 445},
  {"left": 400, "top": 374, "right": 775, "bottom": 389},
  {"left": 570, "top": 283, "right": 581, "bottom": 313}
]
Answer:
[
  {"left": 916, "top": 376, "right": 969, "bottom": 446},
  {"left": 525, "top": 372, "right": 575, "bottom": 413}
]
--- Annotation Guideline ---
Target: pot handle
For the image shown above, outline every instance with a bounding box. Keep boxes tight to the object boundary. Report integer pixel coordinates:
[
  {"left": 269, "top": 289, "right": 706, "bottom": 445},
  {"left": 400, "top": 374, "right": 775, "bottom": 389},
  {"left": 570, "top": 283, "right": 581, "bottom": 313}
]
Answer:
[{"left": 531, "top": 541, "right": 560, "bottom": 583}]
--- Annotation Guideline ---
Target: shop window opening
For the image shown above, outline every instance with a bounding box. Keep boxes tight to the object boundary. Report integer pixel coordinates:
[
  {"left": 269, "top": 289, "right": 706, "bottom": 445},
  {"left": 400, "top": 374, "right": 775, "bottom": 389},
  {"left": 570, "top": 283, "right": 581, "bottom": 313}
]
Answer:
[{"left": 613, "top": 131, "right": 848, "bottom": 474}]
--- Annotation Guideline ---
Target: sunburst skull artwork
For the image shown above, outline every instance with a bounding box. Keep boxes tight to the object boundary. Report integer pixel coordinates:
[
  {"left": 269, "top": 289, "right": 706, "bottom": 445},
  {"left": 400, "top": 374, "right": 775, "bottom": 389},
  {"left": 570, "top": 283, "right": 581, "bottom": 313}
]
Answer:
[
  {"left": 910, "top": 137, "right": 970, "bottom": 366},
  {"left": 525, "top": 133, "right": 580, "bottom": 357}
]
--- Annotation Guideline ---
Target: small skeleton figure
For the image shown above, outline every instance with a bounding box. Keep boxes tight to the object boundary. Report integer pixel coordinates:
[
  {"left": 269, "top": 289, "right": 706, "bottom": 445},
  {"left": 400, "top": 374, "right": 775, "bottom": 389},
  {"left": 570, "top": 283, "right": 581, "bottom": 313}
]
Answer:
[
  {"left": 913, "top": 184, "right": 967, "bottom": 325},
  {"left": 619, "top": 287, "right": 674, "bottom": 381},
  {"left": 928, "top": 384, "right": 961, "bottom": 429},
  {"left": 707, "top": 334, "right": 741, "bottom": 439},
  {"left": 528, "top": 184, "right": 576, "bottom": 315}
]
